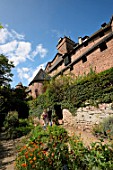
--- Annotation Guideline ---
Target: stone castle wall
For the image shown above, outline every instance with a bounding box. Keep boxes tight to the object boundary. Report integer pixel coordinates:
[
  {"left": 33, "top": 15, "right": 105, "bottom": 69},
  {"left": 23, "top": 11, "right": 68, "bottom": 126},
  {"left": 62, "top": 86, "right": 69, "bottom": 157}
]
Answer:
[{"left": 63, "top": 103, "right": 113, "bottom": 131}]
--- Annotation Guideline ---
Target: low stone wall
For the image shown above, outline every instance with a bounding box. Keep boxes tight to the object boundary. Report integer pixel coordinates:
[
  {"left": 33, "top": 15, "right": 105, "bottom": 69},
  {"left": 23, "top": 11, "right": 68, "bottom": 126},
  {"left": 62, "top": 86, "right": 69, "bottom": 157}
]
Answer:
[{"left": 63, "top": 103, "right": 113, "bottom": 131}]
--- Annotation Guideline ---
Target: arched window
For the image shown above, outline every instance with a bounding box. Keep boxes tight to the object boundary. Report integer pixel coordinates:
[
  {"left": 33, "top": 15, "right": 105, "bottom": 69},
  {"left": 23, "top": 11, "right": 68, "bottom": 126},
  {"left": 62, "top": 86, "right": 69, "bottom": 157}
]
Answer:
[{"left": 35, "top": 89, "right": 38, "bottom": 97}]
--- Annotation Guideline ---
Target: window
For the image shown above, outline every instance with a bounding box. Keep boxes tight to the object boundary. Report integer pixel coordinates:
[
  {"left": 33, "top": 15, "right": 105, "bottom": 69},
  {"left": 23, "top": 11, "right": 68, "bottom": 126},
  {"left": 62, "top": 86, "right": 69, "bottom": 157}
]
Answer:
[
  {"left": 61, "top": 71, "right": 63, "bottom": 75},
  {"left": 99, "top": 31, "right": 104, "bottom": 37},
  {"left": 70, "top": 65, "right": 73, "bottom": 71},
  {"left": 64, "top": 56, "right": 71, "bottom": 66},
  {"left": 84, "top": 41, "right": 88, "bottom": 47},
  {"left": 82, "top": 56, "right": 87, "bottom": 63},
  {"left": 99, "top": 42, "right": 107, "bottom": 52},
  {"left": 35, "top": 89, "right": 38, "bottom": 97}
]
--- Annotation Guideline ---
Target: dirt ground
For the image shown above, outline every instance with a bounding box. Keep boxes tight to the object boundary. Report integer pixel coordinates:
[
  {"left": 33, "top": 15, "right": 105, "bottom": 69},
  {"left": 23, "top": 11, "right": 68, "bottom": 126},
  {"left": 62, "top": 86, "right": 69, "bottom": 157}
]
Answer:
[
  {"left": 63, "top": 124, "right": 99, "bottom": 146},
  {"left": 0, "top": 133, "right": 16, "bottom": 170}
]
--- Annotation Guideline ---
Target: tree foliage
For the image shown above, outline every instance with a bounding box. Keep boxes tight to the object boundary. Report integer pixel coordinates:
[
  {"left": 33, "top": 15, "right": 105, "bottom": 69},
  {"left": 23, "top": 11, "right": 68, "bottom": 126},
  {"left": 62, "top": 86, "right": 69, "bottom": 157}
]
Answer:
[
  {"left": 0, "top": 54, "right": 14, "bottom": 86},
  {"left": 0, "top": 23, "right": 3, "bottom": 29}
]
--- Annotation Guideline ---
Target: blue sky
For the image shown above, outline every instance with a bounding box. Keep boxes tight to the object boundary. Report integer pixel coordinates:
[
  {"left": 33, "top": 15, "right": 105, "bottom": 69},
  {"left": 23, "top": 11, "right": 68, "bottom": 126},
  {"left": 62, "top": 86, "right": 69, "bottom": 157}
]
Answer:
[{"left": 0, "top": 0, "right": 113, "bottom": 87}]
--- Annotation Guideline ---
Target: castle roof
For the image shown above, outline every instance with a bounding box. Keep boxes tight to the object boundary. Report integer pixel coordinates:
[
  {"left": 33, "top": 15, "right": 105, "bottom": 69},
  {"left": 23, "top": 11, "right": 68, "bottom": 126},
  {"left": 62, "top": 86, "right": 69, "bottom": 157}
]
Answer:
[
  {"left": 15, "top": 82, "right": 23, "bottom": 88},
  {"left": 45, "top": 15, "right": 113, "bottom": 75},
  {"left": 29, "top": 68, "right": 51, "bottom": 85}
]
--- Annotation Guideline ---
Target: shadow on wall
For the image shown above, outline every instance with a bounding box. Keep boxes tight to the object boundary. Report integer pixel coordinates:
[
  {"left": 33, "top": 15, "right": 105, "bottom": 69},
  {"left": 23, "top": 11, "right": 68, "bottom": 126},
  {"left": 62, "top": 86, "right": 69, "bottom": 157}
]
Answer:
[{"left": 54, "top": 104, "right": 63, "bottom": 120}]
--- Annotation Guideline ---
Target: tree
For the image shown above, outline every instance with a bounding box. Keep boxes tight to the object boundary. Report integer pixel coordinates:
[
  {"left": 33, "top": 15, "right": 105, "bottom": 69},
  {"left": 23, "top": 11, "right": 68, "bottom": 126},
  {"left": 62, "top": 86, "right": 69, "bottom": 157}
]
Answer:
[
  {"left": 0, "top": 54, "right": 14, "bottom": 86},
  {"left": 0, "top": 23, "right": 3, "bottom": 29}
]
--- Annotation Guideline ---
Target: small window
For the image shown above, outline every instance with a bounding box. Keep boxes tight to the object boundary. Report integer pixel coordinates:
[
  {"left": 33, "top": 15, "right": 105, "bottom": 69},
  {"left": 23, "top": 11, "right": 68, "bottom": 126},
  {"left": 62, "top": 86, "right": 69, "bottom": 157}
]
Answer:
[
  {"left": 64, "top": 56, "right": 71, "bottom": 66},
  {"left": 99, "top": 42, "right": 107, "bottom": 52},
  {"left": 70, "top": 65, "right": 73, "bottom": 71},
  {"left": 82, "top": 56, "right": 87, "bottom": 63},
  {"left": 61, "top": 71, "right": 63, "bottom": 75},
  {"left": 42, "top": 73, "right": 45, "bottom": 79},
  {"left": 84, "top": 41, "right": 88, "bottom": 47},
  {"left": 99, "top": 31, "right": 104, "bottom": 37},
  {"left": 35, "top": 89, "right": 38, "bottom": 97}
]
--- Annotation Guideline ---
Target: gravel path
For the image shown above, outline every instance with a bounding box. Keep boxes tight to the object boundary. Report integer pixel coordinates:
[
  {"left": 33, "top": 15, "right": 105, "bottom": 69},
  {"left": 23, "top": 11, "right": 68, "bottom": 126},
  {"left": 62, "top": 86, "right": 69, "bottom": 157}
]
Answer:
[{"left": 0, "top": 132, "right": 16, "bottom": 170}]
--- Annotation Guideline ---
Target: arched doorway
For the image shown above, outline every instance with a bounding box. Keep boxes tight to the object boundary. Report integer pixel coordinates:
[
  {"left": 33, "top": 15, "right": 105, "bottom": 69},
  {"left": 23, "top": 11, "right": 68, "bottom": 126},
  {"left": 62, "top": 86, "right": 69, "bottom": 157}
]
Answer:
[{"left": 54, "top": 104, "right": 63, "bottom": 121}]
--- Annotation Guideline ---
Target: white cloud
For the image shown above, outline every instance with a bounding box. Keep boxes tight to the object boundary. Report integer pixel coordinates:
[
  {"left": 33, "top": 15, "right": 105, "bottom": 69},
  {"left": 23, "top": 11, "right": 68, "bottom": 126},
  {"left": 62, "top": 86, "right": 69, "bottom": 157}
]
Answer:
[
  {"left": 17, "top": 67, "right": 31, "bottom": 80},
  {"left": 0, "top": 27, "right": 48, "bottom": 66},
  {"left": 32, "top": 44, "right": 48, "bottom": 58},
  {"left": 0, "top": 28, "right": 10, "bottom": 44},
  {"left": 0, "top": 40, "right": 18, "bottom": 53},
  {"left": 22, "top": 67, "right": 29, "bottom": 72},
  {"left": 17, "top": 62, "right": 47, "bottom": 84},
  {"left": 0, "top": 40, "right": 32, "bottom": 66},
  {"left": 16, "top": 41, "right": 31, "bottom": 56},
  {"left": 0, "top": 27, "right": 25, "bottom": 44},
  {"left": 28, "top": 63, "right": 46, "bottom": 84},
  {"left": 11, "top": 29, "right": 24, "bottom": 40},
  {"left": 0, "top": 25, "right": 48, "bottom": 86}
]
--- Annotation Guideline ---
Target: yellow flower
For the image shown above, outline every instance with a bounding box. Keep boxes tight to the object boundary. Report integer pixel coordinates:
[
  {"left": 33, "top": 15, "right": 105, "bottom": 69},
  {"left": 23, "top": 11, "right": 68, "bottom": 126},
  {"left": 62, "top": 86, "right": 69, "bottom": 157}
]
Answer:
[
  {"left": 29, "top": 160, "right": 33, "bottom": 164},
  {"left": 30, "top": 153, "right": 33, "bottom": 156},
  {"left": 33, "top": 157, "right": 36, "bottom": 161}
]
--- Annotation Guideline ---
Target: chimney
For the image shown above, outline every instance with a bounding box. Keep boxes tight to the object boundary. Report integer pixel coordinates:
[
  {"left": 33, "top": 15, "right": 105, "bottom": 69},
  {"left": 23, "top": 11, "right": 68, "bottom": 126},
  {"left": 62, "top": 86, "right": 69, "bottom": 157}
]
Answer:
[
  {"left": 78, "top": 37, "right": 82, "bottom": 44},
  {"left": 101, "top": 22, "right": 107, "bottom": 28},
  {"left": 56, "top": 36, "right": 75, "bottom": 55}
]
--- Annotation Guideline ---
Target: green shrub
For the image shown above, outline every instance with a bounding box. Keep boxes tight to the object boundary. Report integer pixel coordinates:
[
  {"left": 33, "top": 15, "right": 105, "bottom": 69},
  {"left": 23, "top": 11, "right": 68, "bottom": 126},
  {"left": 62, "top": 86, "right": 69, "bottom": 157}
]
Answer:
[
  {"left": 93, "top": 116, "right": 113, "bottom": 139},
  {"left": 15, "top": 125, "right": 113, "bottom": 170},
  {"left": 28, "top": 67, "right": 113, "bottom": 115},
  {"left": 3, "top": 111, "right": 34, "bottom": 139},
  {"left": 4, "top": 111, "right": 19, "bottom": 130},
  {"left": 16, "top": 125, "right": 69, "bottom": 170}
]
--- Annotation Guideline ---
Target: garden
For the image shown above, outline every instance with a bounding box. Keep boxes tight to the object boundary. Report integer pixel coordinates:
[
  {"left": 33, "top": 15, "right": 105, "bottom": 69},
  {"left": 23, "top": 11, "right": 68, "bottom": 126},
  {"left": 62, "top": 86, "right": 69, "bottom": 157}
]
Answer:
[
  {"left": 15, "top": 124, "right": 113, "bottom": 170},
  {"left": 1, "top": 54, "right": 113, "bottom": 169}
]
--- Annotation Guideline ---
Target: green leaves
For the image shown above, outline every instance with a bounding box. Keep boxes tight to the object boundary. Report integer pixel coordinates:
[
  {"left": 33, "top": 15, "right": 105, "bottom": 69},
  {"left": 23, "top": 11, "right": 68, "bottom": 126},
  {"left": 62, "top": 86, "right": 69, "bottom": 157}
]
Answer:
[
  {"left": 0, "top": 54, "right": 14, "bottom": 86},
  {"left": 16, "top": 125, "right": 113, "bottom": 170},
  {"left": 29, "top": 67, "right": 113, "bottom": 116},
  {"left": 0, "top": 24, "right": 3, "bottom": 29}
]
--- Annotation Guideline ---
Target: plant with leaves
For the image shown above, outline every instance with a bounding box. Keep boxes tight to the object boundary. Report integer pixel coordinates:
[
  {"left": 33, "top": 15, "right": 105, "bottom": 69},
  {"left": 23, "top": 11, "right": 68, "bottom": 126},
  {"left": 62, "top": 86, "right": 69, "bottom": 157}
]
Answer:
[{"left": 0, "top": 54, "right": 14, "bottom": 86}]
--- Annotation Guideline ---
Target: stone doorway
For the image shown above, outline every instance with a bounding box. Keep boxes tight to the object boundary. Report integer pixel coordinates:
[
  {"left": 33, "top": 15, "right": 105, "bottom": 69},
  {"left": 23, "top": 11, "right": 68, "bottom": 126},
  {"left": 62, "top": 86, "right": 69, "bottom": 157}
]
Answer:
[{"left": 54, "top": 104, "right": 63, "bottom": 124}]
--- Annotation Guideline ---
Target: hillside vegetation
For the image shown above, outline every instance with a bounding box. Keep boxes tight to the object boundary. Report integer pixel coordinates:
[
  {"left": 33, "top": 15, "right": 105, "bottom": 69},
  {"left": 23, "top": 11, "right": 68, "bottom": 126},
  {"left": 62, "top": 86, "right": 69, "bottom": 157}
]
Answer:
[{"left": 28, "top": 67, "right": 113, "bottom": 116}]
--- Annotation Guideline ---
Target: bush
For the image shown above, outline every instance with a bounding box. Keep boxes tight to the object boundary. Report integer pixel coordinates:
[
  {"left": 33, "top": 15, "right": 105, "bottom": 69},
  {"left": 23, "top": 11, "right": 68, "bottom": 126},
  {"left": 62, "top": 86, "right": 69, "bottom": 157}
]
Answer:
[
  {"left": 93, "top": 116, "right": 113, "bottom": 139},
  {"left": 4, "top": 111, "right": 19, "bottom": 130},
  {"left": 15, "top": 125, "right": 69, "bottom": 170},
  {"left": 15, "top": 125, "right": 113, "bottom": 170},
  {"left": 4, "top": 111, "right": 34, "bottom": 139},
  {"left": 28, "top": 67, "right": 113, "bottom": 115}
]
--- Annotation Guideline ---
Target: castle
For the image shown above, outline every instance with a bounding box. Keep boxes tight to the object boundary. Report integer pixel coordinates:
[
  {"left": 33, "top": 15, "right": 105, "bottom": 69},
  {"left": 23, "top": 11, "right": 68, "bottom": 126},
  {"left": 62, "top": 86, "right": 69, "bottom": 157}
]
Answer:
[{"left": 28, "top": 15, "right": 113, "bottom": 98}]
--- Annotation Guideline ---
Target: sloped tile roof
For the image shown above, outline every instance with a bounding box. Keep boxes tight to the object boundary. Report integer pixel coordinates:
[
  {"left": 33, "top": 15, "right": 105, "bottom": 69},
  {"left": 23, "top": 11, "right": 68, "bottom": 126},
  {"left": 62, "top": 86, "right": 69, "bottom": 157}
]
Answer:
[{"left": 29, "top": 68, "right": 51, "bottom": 85}]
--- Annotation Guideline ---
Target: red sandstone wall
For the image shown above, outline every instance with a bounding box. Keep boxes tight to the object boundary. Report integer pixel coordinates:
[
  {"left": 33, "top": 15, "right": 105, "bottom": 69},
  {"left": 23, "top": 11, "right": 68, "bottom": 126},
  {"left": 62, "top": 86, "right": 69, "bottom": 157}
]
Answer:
[
  {"left": 48, "top": 29, "right": 113, "bottom": 78},
  {"left": 29, "top": 82, "right": 44, "bottom": 99},
  {"left": 71, "top": 39, "right": 113, "bottom": 76}
]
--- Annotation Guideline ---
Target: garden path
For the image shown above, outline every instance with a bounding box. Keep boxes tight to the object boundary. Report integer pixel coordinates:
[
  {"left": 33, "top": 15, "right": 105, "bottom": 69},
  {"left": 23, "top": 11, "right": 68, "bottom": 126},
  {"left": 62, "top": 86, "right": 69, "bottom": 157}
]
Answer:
[
  {"left": 63, "top": 124, "right": 108, "bottom": 146},
  {"left": 0, "top": 132, "right": 16, "bottom": 170}
]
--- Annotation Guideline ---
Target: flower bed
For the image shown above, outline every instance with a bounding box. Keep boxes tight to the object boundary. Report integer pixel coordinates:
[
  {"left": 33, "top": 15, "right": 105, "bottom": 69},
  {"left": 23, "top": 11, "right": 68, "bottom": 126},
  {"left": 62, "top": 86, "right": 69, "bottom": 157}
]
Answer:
[{"left": 15, "top": 125, "right": 113, "bottom": 170}]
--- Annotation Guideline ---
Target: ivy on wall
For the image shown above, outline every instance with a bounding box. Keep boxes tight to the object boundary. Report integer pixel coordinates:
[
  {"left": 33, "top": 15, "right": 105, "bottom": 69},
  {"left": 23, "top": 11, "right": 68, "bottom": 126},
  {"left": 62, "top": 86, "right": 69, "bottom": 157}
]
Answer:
[{"left": 29, "top": 67, "right": 113, "bottom": 115}]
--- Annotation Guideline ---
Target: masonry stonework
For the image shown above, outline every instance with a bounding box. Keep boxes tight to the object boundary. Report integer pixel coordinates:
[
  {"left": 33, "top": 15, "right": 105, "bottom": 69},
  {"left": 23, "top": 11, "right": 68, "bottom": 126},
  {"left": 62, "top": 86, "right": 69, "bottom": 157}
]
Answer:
[
  {"left": 63, "top": 103, "right": 113, "bottom": 131},
  {"left": 45, "top": 16, "right": 113, "bottom": 79},
  {"left": 28, "top": 16, "right": 113, "bottom": 99},
  {"left": 29, "top": 82, "right": 44, "bottom": 99}
]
